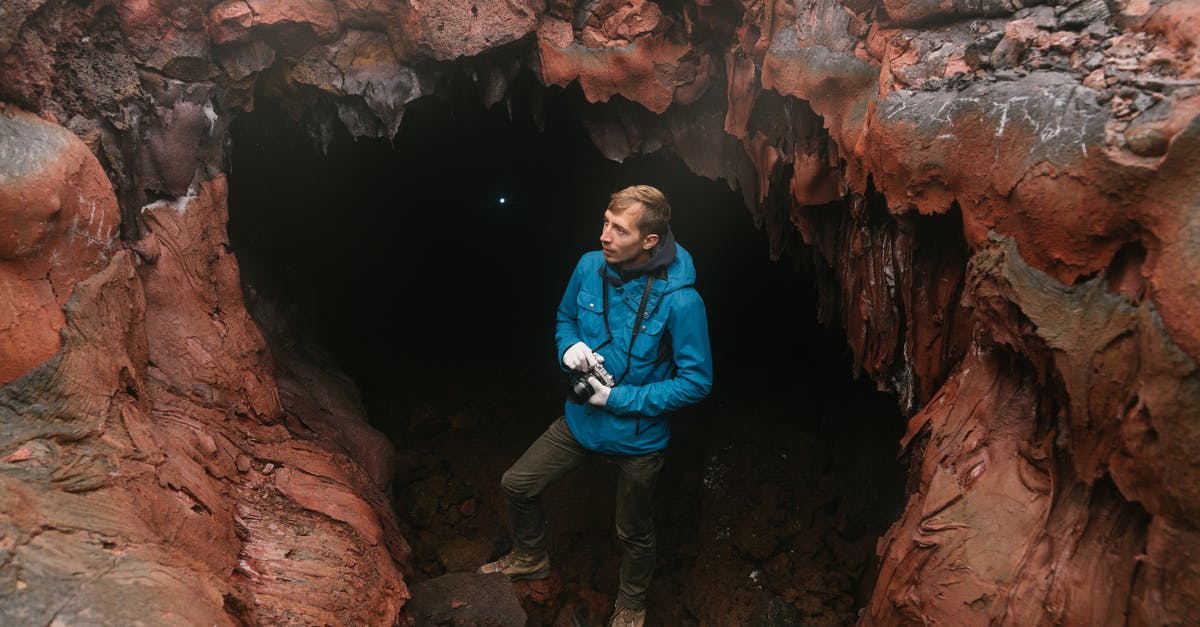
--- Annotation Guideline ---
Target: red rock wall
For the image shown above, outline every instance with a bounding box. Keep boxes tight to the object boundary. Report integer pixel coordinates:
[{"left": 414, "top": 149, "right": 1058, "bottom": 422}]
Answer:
[
  {"left": 0, "top": 111, "right": 409, "bottom": 623},
  {"left": 1, "top": 0, "right": 1197, "bottom": 624}
]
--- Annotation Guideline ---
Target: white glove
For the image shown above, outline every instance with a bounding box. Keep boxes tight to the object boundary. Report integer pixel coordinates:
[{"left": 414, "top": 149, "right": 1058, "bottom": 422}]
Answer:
[
  {"left": 585, "top": 376, "right": 611, "bottom": 407},
  {"left": 563, "top": 341, "right": 604, "bottom": 372}
]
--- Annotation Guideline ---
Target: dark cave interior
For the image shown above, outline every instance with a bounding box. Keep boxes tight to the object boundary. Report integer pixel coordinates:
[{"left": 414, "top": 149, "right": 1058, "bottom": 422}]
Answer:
[{"left": 227, "top": 72, "right": 908, "bottom": 624}]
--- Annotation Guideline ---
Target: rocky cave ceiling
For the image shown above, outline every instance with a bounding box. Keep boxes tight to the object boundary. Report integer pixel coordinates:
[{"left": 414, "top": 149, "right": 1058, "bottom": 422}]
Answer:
[{"left": 1, "top": 0, "right": 1198, "bottom": 624}]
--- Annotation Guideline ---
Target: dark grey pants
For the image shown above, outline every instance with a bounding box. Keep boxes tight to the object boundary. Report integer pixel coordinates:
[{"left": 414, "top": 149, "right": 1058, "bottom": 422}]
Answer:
[{"left": 501, "top": 417, "right": 665, "bottom": 611}]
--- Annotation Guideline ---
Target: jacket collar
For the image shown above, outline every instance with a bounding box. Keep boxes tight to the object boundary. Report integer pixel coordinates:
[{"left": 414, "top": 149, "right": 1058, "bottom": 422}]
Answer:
[{"left": 604, "top": 228, "right": 677, "bottom": 286}]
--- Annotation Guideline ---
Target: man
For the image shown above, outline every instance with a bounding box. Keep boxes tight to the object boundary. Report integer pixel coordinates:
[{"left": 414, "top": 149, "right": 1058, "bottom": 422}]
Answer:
[{"left": 479, "top": 185, "right": 714, "bottom": 627}]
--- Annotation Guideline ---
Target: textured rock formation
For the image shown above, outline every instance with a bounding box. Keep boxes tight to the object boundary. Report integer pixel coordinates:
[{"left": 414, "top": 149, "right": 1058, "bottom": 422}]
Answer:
[
  {"left": 0, "top": 109, "right": 119, "bottom": 384},
  {"left": 1, "top": 0, "right": 1197, "bottom": 624},
  {"left": 0, "top": 114, "right": 409, "bottom": 624}
]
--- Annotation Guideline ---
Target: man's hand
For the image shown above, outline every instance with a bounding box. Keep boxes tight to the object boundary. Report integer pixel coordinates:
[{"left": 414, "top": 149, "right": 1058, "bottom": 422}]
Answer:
[
  {"left": 585, "top": 376, "right": 611, "bottom": 407},
  {"left": 563, "top": 341, "right": 604, "bottom": 372}
]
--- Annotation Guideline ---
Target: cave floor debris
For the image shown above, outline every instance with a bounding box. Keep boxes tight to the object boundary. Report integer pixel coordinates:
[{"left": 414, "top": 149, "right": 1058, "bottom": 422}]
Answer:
[{"left": 380, "top": 360, "right": 903, "bottom": 626}]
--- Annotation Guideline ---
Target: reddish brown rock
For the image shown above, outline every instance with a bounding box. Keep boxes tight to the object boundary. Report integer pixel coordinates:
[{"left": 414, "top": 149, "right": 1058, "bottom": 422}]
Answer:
[
  {"left": 788, "top": 117, "right": 840, "bottom": 210},
  {"left": 0, "top": 1, "right": 48, "bottom": 56},
  {"left": 1, "top": 110, "right": 408, "bottom": 621},
  {"left": 535, "top": 11, "right": 709, "bottom": 114},
  {"left": 581, "top": 0, "right": 670, "bottom": 48},
  {"left": 882, "top": 0, "right": 1022, "bottom": 27},
  {"left": 112, "top": 0, "right": 214, "bottom": 81},
  {"left": 761, "top": 30, "right": 877, "bottom": 158},
  {"left": 208, "top": 0, "right": 255, "bottom": 45},
  {"left": 989, "top": 17, "right": 1039, "bottom": 68},
  {"left": 206, "top": 0, "right": 341, "bottom": 58},
  {"left": 291, "top": 29, "right": 427, "bottom": 137},
  {"left": 724, "top": 26, "right": 760, "bottom": 138},
  {"left": 872, "top": 348, "right": 1060, "bottom": 625},
  {"left": 1127, "top": 0, "right": 1200, "bottom": 79},
  {"left": 0, "top": 248, "right": 243, "bottom": 626},
  {"left": 137, "top": 179, "right": 280, "bottom": 423},
  {"left": 136, "top": 176, "right": 410, "bottom": 623},
  {"left": 793, "top": 195, "right": 971, "bottom": 410},
  {"left": 0, "top": 108, "right": 119, "bottom": 385},
  {"left": 867, "top": 236, "right": 1199, "bottom": 624},
  {"left": 399, "top": 0, "right": 542, "bottom": 61},
  {"left": 245, "top": 0, "right": 340, "bottom": 43},
  {"left": 1136, "top": 97, "right": 1200, "bottom": 367}
]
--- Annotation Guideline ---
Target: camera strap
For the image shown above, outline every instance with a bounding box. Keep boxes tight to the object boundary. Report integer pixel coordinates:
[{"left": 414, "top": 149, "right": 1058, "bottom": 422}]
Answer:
[{"left": 600, "top": 273, "right": 655, "bottom": 386}]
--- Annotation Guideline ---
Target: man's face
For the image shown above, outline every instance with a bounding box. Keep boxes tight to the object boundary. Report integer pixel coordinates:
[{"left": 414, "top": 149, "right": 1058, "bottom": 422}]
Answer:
[{"left": 600, "top": 204, "right": 657, "bottom": 268}]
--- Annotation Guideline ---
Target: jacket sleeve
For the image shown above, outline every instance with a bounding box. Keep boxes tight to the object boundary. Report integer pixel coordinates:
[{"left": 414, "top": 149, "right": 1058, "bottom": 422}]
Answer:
[
  {"left": 554, "top": 258, "right": 587, "bottom": 370},
  {"left": 605, "top": 289, "right": 713, "bottom": 417}
]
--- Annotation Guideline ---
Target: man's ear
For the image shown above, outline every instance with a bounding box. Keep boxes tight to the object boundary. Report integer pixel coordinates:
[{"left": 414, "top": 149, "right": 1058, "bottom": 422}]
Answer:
[{"left": 642, "top": 233, "right": 660, "bottom": 251}]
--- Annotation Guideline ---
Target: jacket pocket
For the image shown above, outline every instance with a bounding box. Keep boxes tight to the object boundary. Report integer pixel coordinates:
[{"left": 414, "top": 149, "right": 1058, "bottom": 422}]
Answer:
[
  {"left": 629, "top": 315, "right": 667, "bottom": 361},
  {"left": 576, "top": 289, "right": 606, "bottom": 339}
]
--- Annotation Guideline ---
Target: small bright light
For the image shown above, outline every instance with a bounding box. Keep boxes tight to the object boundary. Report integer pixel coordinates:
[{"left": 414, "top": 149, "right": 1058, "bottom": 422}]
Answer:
[{"left": 499, "top": 196, "right": 507, "bottom": 204}]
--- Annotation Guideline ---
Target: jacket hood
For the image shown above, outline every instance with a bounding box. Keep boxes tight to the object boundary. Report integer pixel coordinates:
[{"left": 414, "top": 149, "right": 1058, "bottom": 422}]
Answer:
[{"left": 605, "top": 229, "right": 695, "bottom": 291}]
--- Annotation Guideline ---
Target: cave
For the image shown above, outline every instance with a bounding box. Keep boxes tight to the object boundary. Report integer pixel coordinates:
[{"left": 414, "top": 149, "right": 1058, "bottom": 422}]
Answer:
[
  {"left": 226, "top": 73, "right": 908, "bottom": 624},
  {"left": 2, "top": 0, "right": 1199, "bottom": 626}
]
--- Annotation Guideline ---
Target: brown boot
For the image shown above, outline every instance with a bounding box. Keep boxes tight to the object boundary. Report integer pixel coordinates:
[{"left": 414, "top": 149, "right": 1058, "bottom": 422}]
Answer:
[
  {"left": 477, "top": 549, "right": 550, "bottom": 581},
  {"left": 607, "top": 605, "right": 645, "bottom": 627}
]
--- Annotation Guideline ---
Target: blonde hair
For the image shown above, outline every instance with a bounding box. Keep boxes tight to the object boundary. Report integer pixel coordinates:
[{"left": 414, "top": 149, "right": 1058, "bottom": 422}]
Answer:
[{"left": 608, "top": 185, "right": 671, "bottom": 237}]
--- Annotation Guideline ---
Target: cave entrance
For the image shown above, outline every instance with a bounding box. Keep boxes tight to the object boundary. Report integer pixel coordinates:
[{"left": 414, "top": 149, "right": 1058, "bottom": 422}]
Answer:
[{"left": 227, "top": 71, "right": 905, "bottom": 625}]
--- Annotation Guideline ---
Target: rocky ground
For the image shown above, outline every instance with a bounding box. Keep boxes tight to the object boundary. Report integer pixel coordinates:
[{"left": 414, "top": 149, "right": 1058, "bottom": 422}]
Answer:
[{"left": 375, "top": 351, "right": 904, "bottom": 626}]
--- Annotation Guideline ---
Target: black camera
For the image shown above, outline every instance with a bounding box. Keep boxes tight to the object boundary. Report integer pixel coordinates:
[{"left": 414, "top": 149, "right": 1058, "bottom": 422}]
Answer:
[{"left": 568, "top": 361, "right": 616, "bottom": 403}]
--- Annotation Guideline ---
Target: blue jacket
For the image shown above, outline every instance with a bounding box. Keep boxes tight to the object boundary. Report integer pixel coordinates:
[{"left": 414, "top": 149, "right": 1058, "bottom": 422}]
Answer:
[{"left": 555, "top": 244, "right": 713, "bottom": 455}]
